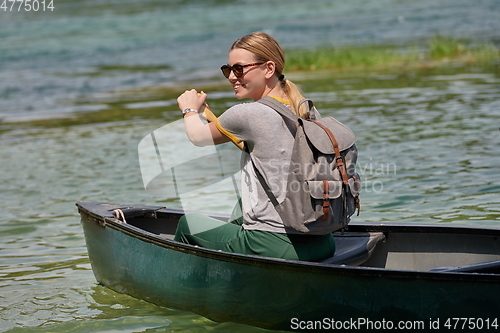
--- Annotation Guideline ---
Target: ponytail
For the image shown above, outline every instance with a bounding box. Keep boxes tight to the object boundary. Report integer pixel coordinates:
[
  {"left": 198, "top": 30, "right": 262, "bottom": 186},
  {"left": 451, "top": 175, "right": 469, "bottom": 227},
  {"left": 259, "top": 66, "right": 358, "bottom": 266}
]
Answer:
[{"left": 281, "top": 78, "right": 308, "bottom": 119}]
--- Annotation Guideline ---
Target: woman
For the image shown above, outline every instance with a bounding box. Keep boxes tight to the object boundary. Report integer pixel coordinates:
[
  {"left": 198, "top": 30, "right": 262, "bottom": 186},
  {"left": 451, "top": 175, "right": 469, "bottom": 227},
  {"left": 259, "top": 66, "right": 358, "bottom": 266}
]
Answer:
[{"left": 174, "top": 32, "right": 335, "bottom": 261}]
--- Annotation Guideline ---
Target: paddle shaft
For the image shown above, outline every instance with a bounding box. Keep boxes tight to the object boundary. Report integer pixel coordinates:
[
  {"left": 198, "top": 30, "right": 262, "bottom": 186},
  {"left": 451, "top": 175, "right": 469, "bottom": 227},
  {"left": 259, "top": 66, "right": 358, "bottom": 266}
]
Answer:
[{"left": 197, "top": 93, "right": 244, "bottom": 150}]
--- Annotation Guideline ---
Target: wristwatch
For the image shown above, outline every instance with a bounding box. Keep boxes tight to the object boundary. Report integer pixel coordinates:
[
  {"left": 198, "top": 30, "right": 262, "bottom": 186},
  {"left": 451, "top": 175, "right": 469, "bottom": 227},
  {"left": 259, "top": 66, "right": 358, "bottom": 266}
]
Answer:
[{"left": 182, "top": 108, "right": 199, "bottom": 116}]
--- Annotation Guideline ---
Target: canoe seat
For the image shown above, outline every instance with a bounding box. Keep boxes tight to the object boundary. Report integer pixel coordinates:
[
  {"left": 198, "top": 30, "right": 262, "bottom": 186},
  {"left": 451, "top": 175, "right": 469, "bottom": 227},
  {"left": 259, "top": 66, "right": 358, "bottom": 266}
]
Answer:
[
  {"left": 321, "top": 232, "right": 386, "bottom": 266},
  {"left": 430, "top": 259, "right": 500, "bottom": 274}
]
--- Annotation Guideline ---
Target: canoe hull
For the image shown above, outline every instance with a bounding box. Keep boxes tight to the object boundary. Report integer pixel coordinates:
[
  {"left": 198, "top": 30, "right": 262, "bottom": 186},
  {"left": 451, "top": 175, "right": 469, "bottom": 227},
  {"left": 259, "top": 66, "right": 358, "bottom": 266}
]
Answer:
[{"left": 79, "top": 202, "right": 500, "bottom": 331}]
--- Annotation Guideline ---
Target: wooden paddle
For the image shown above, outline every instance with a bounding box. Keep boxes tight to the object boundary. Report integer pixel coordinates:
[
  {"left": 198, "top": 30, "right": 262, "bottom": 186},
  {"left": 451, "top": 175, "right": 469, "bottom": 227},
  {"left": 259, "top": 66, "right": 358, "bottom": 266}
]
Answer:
[
  {"left": 198, "top": 94, "right": 244, "bottom": 150},
  {"left": 201, "top": 103, "right": 218, "bottom": 123}
]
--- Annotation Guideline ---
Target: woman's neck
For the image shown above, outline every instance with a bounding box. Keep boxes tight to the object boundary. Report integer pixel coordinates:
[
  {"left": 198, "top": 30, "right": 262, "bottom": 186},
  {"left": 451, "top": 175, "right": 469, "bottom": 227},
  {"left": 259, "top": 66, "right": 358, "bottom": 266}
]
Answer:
[{"left": 257, "top": 77, "right": 286, "bottom": 101}]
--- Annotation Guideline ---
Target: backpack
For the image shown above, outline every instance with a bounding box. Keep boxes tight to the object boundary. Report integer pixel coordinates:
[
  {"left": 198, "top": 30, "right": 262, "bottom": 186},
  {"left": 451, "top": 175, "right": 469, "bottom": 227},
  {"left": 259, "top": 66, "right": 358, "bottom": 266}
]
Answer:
[{"left": 253, "top": 96, "right": 361, "bottom": 235}]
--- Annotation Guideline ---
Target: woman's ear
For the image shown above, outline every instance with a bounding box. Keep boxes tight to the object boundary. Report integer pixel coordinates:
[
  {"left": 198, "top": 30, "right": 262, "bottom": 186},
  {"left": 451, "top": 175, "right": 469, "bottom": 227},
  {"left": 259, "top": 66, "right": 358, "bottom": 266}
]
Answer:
[{"left": 264, "top": 61, "right": 276, "bottom": 79}]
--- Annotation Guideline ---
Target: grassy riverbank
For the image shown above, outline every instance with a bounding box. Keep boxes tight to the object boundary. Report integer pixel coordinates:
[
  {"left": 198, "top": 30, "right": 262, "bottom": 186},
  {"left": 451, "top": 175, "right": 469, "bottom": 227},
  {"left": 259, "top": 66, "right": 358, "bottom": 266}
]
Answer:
[
  {"left": 1, "top": 38, "right": 498, "bottom": 132},
  {"left": 285, "top": 37, "right": 499, "bottom": 72}
]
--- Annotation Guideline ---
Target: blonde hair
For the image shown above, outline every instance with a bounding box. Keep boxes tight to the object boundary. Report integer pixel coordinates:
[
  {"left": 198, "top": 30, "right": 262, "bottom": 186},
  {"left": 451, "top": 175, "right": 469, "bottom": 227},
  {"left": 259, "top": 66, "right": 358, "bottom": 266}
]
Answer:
[{"left": 230, "top": 32, "right": 308, "bottom": 119}]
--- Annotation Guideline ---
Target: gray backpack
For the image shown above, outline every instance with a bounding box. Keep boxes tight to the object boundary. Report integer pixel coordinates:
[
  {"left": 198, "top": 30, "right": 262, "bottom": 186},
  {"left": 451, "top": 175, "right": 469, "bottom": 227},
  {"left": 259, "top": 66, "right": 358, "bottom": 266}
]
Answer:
[{"left": 255, "top": 96, "right": 361, "bottom": 235}]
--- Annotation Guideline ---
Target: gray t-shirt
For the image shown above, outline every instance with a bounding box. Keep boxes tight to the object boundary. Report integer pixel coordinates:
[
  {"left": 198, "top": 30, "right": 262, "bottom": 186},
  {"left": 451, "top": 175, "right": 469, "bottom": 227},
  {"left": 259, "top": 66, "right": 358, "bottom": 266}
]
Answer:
[{"left": 218, "top": 101, "right": 300, "bottom": 234}]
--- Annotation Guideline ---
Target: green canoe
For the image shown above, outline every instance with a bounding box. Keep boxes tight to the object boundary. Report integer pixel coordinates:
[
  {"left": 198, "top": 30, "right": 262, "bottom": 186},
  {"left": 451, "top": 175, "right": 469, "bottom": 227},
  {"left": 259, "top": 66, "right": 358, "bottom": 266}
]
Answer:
[{"left": 77, "top": 201, "right": 500, "bottom": 332}]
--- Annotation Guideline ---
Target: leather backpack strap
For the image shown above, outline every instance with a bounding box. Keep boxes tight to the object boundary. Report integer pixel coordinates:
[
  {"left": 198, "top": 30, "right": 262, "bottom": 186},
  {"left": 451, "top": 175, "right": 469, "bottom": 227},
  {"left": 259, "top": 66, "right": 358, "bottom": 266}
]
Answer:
[
  {"left": 309, "top": 119, "right": 350, "bottom": 185},
  {"left": 322, "top": 179, "right": 330, "bottom": 221}
]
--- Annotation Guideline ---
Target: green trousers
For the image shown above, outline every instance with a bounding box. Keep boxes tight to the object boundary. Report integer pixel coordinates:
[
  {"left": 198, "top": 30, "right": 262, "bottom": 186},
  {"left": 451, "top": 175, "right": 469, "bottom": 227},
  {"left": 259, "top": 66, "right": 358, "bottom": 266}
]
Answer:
[{"left": 174, "top": 213, "right": 335, "bottom": 262}]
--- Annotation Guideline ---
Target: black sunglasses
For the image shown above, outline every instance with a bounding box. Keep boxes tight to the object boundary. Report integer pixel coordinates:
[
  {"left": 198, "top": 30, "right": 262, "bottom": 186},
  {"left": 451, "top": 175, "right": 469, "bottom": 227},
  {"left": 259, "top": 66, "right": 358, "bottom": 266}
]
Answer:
[{"left": 220, "top": 62, "right": 264, "bottom": 78}]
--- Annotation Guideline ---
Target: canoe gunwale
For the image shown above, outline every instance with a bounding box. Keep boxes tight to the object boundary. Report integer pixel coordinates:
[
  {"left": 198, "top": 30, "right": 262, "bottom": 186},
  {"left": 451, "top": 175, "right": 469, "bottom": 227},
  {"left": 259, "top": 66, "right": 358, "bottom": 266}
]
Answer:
[{"left": 77, "top": 201, "right": 500, "bottom": 283}]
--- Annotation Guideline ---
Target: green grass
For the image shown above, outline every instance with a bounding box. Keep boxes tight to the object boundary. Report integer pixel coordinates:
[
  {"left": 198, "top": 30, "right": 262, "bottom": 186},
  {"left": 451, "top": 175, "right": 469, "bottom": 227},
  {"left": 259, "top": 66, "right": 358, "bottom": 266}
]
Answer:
[
  {"left": 286, "top": 37, "right": 499, "bottom": 72},
  {"left": 429, "top": 37, "right": 500, "bottom": 61}
]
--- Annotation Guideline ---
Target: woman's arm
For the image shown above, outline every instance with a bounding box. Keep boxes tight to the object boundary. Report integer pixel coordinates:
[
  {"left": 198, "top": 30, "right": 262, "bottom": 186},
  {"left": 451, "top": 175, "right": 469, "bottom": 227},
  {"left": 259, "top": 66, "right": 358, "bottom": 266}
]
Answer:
[{"left": 177, "top": 89, "right": 230, "bottom": 147}]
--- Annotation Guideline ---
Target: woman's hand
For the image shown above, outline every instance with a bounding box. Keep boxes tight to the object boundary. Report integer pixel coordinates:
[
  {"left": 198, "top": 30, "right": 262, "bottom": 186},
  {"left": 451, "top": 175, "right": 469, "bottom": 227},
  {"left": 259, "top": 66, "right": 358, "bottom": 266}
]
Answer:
[
  {"left": 177, "top": 89, "right": 206, "bottom": 113},
  {"left": 176, "top": 89, "right": 228, "bottom": 146}
]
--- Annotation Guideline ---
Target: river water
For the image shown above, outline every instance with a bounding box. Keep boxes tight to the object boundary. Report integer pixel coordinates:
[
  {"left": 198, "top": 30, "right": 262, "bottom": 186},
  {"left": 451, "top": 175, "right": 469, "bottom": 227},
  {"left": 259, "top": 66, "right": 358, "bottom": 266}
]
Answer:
[{"left": 1, "top": 0, "right": 500, "bottom": 332}]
